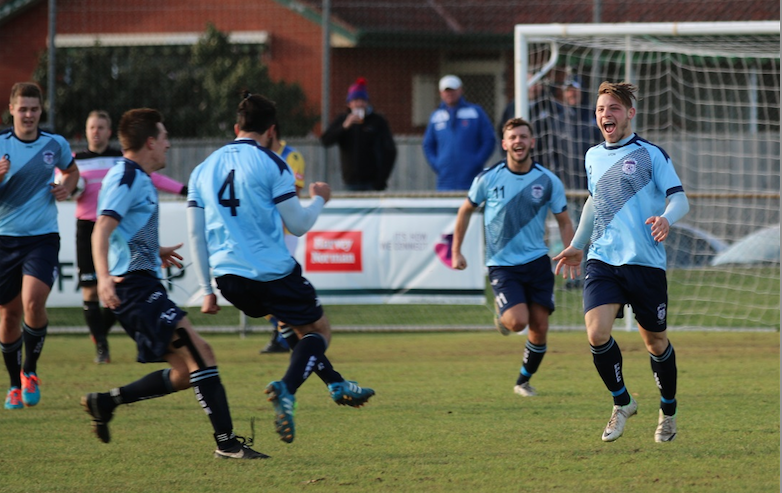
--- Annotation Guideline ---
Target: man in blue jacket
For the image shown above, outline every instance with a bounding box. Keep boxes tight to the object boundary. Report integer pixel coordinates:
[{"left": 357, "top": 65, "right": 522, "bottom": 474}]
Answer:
[{"left": 423, "top": 75, "right": 496, "bottom": 191}]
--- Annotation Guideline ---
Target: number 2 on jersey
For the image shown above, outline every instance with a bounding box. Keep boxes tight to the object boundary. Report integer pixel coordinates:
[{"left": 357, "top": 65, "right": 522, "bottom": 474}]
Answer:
[{"left": 218, "top": 170, "right": 241, "bottom": 216}]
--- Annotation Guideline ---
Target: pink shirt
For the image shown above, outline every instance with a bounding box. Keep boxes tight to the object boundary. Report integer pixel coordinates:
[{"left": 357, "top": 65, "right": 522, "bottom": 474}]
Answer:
[{"left": 72, "top": 148, "right": 185, "bottom": 221}]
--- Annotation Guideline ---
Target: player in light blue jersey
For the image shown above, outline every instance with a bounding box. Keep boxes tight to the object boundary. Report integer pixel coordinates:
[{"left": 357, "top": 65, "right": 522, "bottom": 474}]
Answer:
[
  {"left": 188, "top": 93, "right": 375, "bottom": 444},
  {"left": 0, "top": 82, "right": 80, "bottom": 410},
  {"left": 554, "top": 82, "right": 690, "bottom": 443},
  {"left": 82, "top": 109, "right": 266, "bottom": 460},
  {"left": 452, "top": 118, "right": 575, "bottom": 397}
]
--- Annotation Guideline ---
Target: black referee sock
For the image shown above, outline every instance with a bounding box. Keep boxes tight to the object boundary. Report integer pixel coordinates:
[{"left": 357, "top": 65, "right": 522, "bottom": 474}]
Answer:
[
  {"left": 22, "top": 322, "right": 46, "bottom": 375},
  {"left": 650, "top": 342, "right": 678, "bottom": 416},
  {"left": 101, "top": 307, "right": 116, "bottom": 336},
  {"left": 83, "top": 301, "right": 107, "bottom": 345},
  {"left": 1, "top": 336, "right": 23, "bottom": 388},
  {"left": 117, "top": 368, "right": 175, "bottom": 404},
  {"left": 517, "top": 341, "right": 547, "bottom": 385},
  {"left": 591, "top": 337, "right": 631, "bottom": 406},
  {"left": 191, "top": 367, "right": 234, "bottom": 440}
]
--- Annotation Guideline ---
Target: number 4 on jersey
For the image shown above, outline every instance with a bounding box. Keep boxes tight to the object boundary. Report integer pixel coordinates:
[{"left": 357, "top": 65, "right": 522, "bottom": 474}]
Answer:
[{"left": 218, "top": 170, "right": 240, "bottom": 216}]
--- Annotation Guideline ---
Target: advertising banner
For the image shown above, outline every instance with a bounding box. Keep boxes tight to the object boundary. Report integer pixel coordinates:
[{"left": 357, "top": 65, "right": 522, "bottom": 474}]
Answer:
[{"left": 49, "top": 198, "right": 484, "bottom": 307}]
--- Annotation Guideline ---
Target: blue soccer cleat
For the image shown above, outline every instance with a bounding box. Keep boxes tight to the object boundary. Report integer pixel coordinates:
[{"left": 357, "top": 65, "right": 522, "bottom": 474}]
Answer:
[
  {"left": 328, "top": 380, "right": 375, "bottom": 408},
  {"left": 5, "top": 387, "right": 23, "bottom": 410},
  {"left": 264, "top": 381, "right": 296, "bottom": 443},
  {"left": 20, "top": 372, "right": 40, "bottom": 407}
]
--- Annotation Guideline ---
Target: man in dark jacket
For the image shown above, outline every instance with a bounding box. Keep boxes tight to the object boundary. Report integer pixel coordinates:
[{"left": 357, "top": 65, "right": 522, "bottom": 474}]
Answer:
[{"left": 321, "top": 78, "right": 397, "bottom": 191}]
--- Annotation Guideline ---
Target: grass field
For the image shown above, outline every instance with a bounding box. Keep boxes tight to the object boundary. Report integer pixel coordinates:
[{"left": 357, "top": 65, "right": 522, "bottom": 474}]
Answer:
[{"left": 0, "top": 330, "right": 778, "bottom": 492}]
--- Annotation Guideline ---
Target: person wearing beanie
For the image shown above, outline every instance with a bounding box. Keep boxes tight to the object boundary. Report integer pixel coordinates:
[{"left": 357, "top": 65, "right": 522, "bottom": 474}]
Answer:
[
  {"left": 321, "top": 77, "right": 397, "bottom": 191},
  {"left": 423, "top": 75, "right": 496, "bottom": 191}
]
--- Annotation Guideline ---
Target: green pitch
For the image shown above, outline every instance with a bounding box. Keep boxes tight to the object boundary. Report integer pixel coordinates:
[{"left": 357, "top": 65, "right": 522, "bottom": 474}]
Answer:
[{"left": 0, "top": 331, "right": 778, "bottom": 492}]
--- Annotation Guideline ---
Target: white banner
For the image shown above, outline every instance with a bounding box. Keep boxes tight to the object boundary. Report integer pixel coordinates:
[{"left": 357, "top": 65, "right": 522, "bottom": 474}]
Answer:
[{"left": 49, "top": 198, "right": 484, "bottom": 307}]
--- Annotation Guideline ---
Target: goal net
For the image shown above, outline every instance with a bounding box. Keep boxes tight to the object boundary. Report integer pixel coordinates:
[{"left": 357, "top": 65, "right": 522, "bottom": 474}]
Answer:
[{"left": 514, "top": 21, "right": 780, "bottom": 330}]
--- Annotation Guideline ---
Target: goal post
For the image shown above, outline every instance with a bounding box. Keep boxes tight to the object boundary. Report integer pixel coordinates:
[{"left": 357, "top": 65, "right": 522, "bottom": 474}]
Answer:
[{"left": 513, "top": 21, "right": 780, "bottom": 330}]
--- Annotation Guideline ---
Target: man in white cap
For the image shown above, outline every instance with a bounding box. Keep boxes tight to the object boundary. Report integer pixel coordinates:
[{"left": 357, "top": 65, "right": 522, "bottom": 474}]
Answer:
[{"left": 423, "top": 75, "right": 496, "bottom": 191}]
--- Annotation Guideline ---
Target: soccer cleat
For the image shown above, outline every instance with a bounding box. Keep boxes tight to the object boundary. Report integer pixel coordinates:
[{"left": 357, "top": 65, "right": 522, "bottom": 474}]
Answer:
[
  {"left": 328, "top": 380, "right": 375, "bottom": 407},
  {"left": 601, "top": 398, "right": 638, "bottom": 442},
  {"left": 20, "top": 371, "right": 40, "bottom": 407},
  {"left": 494, "top": 315, "right": 510, "bottom": 336},
  {"left": 654, "top": 409, "right": 677, "bottom": 442},
  {"left": 4, "top": 387, "right": 23, "bottom": 410},
  {"left": 264, "top": 381, "right": 296, "bottom": 443},
  {"left": 214, "top": 444, "right": 270, "bottom": 459},
  {"left": 513, "top": 382, "right": 537, "bottom": 397},
  {"left": 95, "top": 343, "right": 111, "bottom": 364},
  {"left": 81, "top": 392, "right": 114, "bottom": 443}
]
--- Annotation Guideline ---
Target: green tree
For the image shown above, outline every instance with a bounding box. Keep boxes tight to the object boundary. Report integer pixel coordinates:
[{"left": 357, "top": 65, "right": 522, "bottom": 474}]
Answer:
[{"left": 33, "top": 24, "right": 318, "bottom": 139}]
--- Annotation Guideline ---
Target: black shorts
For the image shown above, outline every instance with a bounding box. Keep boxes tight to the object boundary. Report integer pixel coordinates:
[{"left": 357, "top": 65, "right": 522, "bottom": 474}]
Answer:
[
  {"left": 113, "top": 271, "right": 187, "bottom": 363},
  {"left": 76, "top": 219, "right": 97, "bottom": 287},
  {"left": 0, "top": 233, "right": 60, "bottom": 305},
  {"left": 216, "top": 263, "right": 324, "bottom": 327},
  {"left": 583, "top": 259, "right": 668, "bottom": 332},
  {"left": 488, "top": 255, "right": 555, "bottom": 315}
]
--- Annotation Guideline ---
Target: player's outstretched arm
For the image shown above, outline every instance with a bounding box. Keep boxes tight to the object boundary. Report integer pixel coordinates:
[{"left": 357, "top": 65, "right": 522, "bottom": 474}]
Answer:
[
  {"left": 92, "top": 215, "right": 122, "bottom": 310},
  {"left": 187, "top": 206, "right": 219, "bottom": 314},
  {"left": 276, "top": 182, "right": 330, "bottom": 236}
]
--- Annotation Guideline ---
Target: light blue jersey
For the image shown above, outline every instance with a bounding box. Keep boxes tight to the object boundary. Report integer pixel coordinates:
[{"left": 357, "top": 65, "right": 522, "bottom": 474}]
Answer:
[
  {"left": 468, "top": 160, "right": 567, "bottom": 267},
  {"left": 188, "top": 139, "right": 297, "bottom": 282},
  {"left": 0, "top": 128, "right": 74, "bottom": 236},
  {"left": 585, "top": 134, "right": 684, "bottom": 269},
  {"left": 98, "top": 159, "right": 161, "bottom": 276}
]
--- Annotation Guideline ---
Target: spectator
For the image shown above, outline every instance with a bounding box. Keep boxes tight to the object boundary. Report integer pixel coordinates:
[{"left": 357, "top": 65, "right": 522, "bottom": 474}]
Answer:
[
  {"left": 557, "top": 78, "right": 602, "bottom": 193},
  {"left": 423, "top": 75, "right": 496, "bottom": 191},
  {"left": 321, "top": 78, "right": 397, "bottom": 191}
]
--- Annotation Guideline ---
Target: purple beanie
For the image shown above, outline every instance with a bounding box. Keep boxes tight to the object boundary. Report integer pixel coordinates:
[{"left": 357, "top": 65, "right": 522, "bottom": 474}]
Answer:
[{"left": 346, "top": 77, "right": 369, "bottom": 102}]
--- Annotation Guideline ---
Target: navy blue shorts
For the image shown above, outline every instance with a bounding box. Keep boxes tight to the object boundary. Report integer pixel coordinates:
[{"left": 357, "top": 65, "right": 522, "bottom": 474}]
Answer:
[
  {"left": 0, "top": 233, "right": 60, "bottom": 305},
  {"left": 113, "top": 271, "right": 187, "bottom": 363},
  {"left": 488, "top": 255, "right": 555, "bottom": 315},
  {"left": 76, "top": 220, "right": 97, "bottom": 287},
  {"left": 583, "top": 259, "right": 668, "bottom": 332},
  {"left": 216, "top": 263, "right": 324, "bottom": 327}
]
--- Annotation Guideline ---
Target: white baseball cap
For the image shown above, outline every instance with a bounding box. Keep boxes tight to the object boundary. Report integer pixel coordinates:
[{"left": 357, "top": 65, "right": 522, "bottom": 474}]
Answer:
[{"left": 439, "top": 75, "right": 463, "bottom": 91}]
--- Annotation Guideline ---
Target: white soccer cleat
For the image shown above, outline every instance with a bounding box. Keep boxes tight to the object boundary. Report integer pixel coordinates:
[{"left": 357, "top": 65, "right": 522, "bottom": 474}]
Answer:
[
  {"left": 601, "top": 398, "right": 638, "bottom": 442},
  {"left": 654, "top": 409, "right": 677, "bottom": 442},
  {"left": 513, "top": 382, "right": 537, "bottom": 397}
]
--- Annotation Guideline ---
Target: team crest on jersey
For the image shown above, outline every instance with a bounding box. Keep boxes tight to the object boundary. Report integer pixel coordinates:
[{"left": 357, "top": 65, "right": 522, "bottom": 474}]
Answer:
[
  {"left": 43, "top": 150, "right": 55, "bottom": 165},
  {"left": 622, "top": 159, "right": 637, "bottom": 175},
  {"left": 531, "top": 184, "right": 544, "bottom": 201},
  {"left": 657, "top": 303, "right": 667, "bottom": 324}
]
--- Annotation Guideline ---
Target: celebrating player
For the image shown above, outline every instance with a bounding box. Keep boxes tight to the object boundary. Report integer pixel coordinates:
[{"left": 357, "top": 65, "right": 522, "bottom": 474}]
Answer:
[
  {"left": 187, "top": 92, "right": 375, "bottom": 444},
  {"left": 73, "top": 110, "right": 187, "bottom": 364},
  {"left": 0, "top": 82, "right": 80, "bottom": 410},
  {"left": 452, "top": 117, "right": 575, "bottom": 397},
  {"left": 82, "top": 108, "right": 266, "bottom": 459},
  {"left": 553, "top": 81, "right": 689, "bottom": 442}
]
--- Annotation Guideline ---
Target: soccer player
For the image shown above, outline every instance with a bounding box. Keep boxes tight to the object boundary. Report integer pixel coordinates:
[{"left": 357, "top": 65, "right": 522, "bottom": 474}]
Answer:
[
  {"left": 187, "top": 93, "right": 375, "bottom": 444},
  {"left": 81, "top": 108, "right": 266, "bottom": 459},
  {"left": 452, "top": 117, "right": 575, "bottom": 397},
  {"left": 73, "top": 110, "right": 187, "bottom": 364},
  {"left": 0, "top": 82, "right": 80, "bottom": 410},
  {"left": 553, "top": 81, "right": 689, "bottom": 443}
]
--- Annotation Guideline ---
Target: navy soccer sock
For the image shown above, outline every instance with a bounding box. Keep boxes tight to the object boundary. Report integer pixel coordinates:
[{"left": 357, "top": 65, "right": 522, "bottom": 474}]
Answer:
[
  {"left": 517, "top": 341, "right": 547, "bottom": 385},
  {"left": 190, "top": 367, "right": 236, "bottom": 447},
  {"left": 115, "top": 368, "right": 176, "bottom": 406},
  {"left": 279, "top": 326, "right": 340, "bottom": 385},
  {"left": 282, "top": 333, "right": 343, "bottom": 392},
  {"left": 650, "top": 342, "right": 678, "bottom": 416},
  {"left": 1, "top": 336, "right": 23, "bottom": 388},
  {"left": 22, "top": 322, "right": 47, "bottom": 375},
  {"left": 591, "top": 337, "right": 631, "bottom": 406}
]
